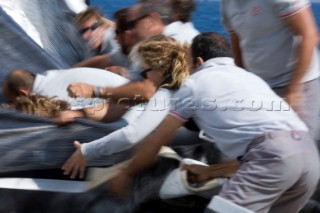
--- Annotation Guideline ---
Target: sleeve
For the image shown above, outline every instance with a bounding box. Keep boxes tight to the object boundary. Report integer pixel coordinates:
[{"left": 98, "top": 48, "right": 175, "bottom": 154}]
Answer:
[
  {"left": 81, "top": 89, "right": 172, "bottom": 160},
  {"left": 271, "top": 0, "right": 310, "bottom": 19},
  {"left": 169, "top": 85, "right": 195, "bottom": 122},
  {"left": 64, "top": 0, "right": 88, "bottom": 13},
  {"left": 220, "top": 0, "right": 234, "bottom": 33}
]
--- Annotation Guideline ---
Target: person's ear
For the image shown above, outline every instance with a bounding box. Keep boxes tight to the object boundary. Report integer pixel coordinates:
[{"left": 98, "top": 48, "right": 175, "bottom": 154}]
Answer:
[
  {"left": 148, "top": 12, "right": 161, "bottom": 24},
  {"left": 196, "top": 57, "right": 204, "bottom": 66},
  {"left": 18, "top": 89, "right": 30, "bottom": 96}
]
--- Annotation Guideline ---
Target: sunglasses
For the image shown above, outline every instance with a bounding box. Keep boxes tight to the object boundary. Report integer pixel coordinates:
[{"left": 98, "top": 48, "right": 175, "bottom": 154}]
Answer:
[
  {"left": 140, "top": 68, "right": 152, "bottom": 79},
  {"left": 115, "top": 28, "right": 126, "bottom": 35},
  {"left": 79, "top": 21, "right": 103, "bottom": 35},
  {"left": 126, "top": 14, "right": 149, "bottom": 29}
]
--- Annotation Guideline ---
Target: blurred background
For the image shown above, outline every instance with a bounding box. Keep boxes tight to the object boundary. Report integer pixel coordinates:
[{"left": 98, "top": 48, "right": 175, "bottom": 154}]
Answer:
[{"left": 91, "top": 0, "right": 320, "bottom": 39}]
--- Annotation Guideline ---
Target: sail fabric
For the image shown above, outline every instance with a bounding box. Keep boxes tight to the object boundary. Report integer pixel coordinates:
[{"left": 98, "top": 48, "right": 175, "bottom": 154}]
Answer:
[
  {"left": 0, "top": 109, "right": 129, "bottom": 174},
  {"left": 0, "top": 0, "right": 92, "bottom": 102}
]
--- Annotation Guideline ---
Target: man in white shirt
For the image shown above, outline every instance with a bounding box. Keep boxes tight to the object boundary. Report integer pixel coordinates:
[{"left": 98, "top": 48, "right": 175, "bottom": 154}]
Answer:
[
  {"left": 128, "top": 1, "right": 199, "bottom": 44},
  {"left": 221, "top": 0, "right": 320, "bottom": 137},
  {"left": 106, "top": 32, "right": 320, "bottom": 213},
  {"left": 3, "top": 68, "right": 128, "bottom": 105}
]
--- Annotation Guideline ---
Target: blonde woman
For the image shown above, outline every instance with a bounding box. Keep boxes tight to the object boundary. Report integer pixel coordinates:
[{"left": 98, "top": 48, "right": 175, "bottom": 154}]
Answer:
[
  {"left": 14, "top": 94, "right": 122, "bottom": 123},
  {"left": 15, "top": 94, "right": 70, "bottom": 118},
  {"left": 62, "top": 35, "right": 190, "bottom": 179}
]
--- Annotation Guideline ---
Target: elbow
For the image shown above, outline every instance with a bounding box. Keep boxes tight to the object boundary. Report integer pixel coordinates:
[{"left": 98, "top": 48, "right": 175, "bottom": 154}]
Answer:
[
  {"left": 310, "top": 31, "right": 319, "bottom": 46},
  {"left": 303, "top": 30, "right": 319, "bottom": 47}
]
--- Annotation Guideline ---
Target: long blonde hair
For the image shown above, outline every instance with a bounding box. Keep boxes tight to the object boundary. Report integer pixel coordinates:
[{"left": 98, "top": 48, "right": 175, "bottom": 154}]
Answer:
[
  {"left": 15, "top": 94, "right": 70, "bottom": 117},
  {"left": 138, "top": 35, "right": 189, "bottom": 90}
]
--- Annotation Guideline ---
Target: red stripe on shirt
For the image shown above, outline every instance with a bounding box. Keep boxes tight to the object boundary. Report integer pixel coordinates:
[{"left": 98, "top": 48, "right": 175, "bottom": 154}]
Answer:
[
  {"left": 280, "top": 3, "right": 311, "bottom": 19},
  {"left": 170, "top": 111, "right": 189, "bottom": 122}
]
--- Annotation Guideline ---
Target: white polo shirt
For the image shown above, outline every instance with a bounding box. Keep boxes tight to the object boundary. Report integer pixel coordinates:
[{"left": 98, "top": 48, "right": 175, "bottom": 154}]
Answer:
[
  {"left": 170, "top": 58, "right": 307, "bottom": 159},
  {"left": 220, "top": 0, "right": 319, "bottom": 87},
  {"left": 101, "top": 28, "right": 120, "bottom": 55},
  {"left": 163, "top": 21, "right": 199, "bottom": 44}
]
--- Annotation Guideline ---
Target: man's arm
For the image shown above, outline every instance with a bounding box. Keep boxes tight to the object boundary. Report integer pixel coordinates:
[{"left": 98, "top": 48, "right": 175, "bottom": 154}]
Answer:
[
  {"left": 73, "top": 54, "right": 113, "bottom": 68},
  {"left": 181, "top": 160, "right": 240, "bottom": 183},
  {"left": 283, "top": 7, "right": 319, "bottom": 106},
  {"left": 108, "top": 115, "right": 184, "bottom": 197},
  {"left": 230, "top": 33, "right": 244, "bottom": 68}
]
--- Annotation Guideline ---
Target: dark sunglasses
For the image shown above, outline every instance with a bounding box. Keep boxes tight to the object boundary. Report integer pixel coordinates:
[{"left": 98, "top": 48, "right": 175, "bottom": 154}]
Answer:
[
  {"left": 140, "top": 68, "right": 152, "bottom": 79},
  {"left": 126, "top": 14, "right": 149, "bottom": 29},
  {"left": 115, "top": 28, "right": 126, "bottom": 35},
  {"left": 79, "top": 21, "right": 103, "bottom": 35}
]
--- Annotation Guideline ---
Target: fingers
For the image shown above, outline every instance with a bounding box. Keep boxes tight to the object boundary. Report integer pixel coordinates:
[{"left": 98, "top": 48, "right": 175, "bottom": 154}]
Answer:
[
  {"left": 79, "top": 166, "right": 86, "bottom": 179},
  {"left": 70, "top": 164, "right": 80, "bottom": 179},
  {"left": 187, "top": 172, "right": 199, "bottom": 184},
  {"left": 67, "top": 83, "right": 78, "bottom": 98},
  {"left": 61, "top": 158, "right": 73, "bottom": 176},
  {"left": 67, "top": 83, "right": 85, "bottom": 98},
  {"left": 61, "top": 144, "right": 86, "bottom": 179},
  {"left": 180, "top": 164, "right": 210, "bottom": 183},
  {"left": 181, "top": 164, "right": 199, "bottom": 183},
  {"left": 180, "top": 164, "right": 202, "bottom": 173},
  {"left": 67, "top": 83, "right": 95, "bottom": 98},
  {"left": 62, "top": 159, "right": 85, "bottom": 179},
  {"left": 74, "top": 140, "right": 81, "bottom": 148}
]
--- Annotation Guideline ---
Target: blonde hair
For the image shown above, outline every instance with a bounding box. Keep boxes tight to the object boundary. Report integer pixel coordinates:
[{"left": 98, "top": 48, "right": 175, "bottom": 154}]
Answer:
[
  {"left": 74, "top": 8, "right": 102, "bottom": 26},
  {"left": 15, "top": 94, "right": 70, "bottom": 118},
  {"left": 138, "top": 35, "right": 189, "bottom": 90}
]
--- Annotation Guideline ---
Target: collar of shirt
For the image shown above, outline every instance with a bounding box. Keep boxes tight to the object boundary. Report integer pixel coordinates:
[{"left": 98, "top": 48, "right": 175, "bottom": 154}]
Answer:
[
  {"left": 162, "top": 21, "right": 184, "bottom": 38},
  {"left": 197, "top": 57, "right": 235, "bottom": 72},
  {"left": 32, "top": 73, "right": 44, "bottom": 93}
]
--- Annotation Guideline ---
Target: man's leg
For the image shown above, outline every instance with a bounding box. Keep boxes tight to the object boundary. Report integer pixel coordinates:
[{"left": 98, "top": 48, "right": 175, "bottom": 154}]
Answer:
[{"left": 218, "top": 131, "right": 320, "bottom": 213}]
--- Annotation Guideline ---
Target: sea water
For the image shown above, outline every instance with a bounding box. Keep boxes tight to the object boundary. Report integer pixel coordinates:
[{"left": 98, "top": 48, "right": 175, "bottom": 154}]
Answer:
[{"left": 91, "top": 0, "right": 320, "bottom": 38}]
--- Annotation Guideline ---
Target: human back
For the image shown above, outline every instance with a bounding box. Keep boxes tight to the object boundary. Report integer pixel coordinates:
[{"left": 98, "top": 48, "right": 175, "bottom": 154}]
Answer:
[
  {"left": 176, "top": 62, "right": 307, "bottom": 158},
  {"left": 32, "top": 67, "right": 129, "bottom": 102}
]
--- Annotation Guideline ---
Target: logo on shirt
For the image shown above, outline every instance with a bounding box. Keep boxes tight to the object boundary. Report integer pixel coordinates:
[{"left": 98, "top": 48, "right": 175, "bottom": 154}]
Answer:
[{"left": 252, "top": 5, "right": 261, "bottom": 16}]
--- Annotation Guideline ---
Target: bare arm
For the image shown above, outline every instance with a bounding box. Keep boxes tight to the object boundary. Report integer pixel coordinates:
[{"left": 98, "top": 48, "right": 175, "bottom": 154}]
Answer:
[
  {"left": 123, "top": 115, "right": 183, "bottom": 175},
  {"left": 68, "top": 80, "right": 157, "bottom": 104},
  {"left": 108, "top": 115, "right": 184, "bottom": 197},
  {"left": 61, "top": 91, "right": 171, "bottom": 179},
  {"left": 100, "top": 80, "right": 156, "bottom": 104},
  {"left": 284, "top": 7, "right": 319, "bottom": 98},
  {"left": 54, "top": 102, "right": 128, "bottom": 125},
  {"left": 73, "top": 54, "right": 113, "bottom": 68},
  {"left": 181, "top": 160, "right": 240, "bottom": 183},
  {"left": 230, "top": 33, "right": 244, "bottom": 68}
]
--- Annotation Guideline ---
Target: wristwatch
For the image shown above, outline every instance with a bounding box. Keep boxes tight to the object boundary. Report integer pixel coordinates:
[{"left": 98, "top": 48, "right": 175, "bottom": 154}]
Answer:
[{"left": 93, "top": 86, "right": 103, "bottom": 98}]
